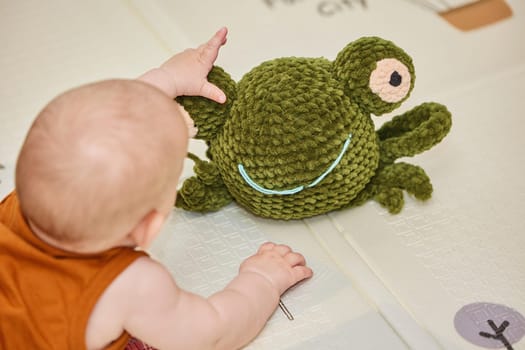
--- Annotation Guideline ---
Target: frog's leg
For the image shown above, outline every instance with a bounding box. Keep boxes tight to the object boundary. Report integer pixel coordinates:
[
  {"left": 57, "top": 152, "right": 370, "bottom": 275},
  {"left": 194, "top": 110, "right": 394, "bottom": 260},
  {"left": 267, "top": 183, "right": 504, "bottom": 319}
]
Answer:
[
  {"left": 377, "top": 102, "right": 452, "bottom": 165},
  {"left": 346, "top": 179, "right": 404, "bottom": 213},
  {"left": 374, "top": 187, "right": 405, "bottom": 214},
  {"left": 175, "top": 153, "right": 233, "bottom": 212},
  {"left": 349, "top": 162, "right": 432, "bottom": 213},
  {"left": 176, "top": 66, "right": 237, "bottom": 143}
]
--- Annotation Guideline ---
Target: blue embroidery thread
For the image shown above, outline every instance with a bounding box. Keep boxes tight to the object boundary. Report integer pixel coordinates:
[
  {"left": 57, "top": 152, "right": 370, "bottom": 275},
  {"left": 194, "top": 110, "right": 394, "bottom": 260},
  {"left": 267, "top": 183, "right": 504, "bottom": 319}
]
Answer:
[{"left": 238, "top": 133, "right": 352, "bottom": 195}]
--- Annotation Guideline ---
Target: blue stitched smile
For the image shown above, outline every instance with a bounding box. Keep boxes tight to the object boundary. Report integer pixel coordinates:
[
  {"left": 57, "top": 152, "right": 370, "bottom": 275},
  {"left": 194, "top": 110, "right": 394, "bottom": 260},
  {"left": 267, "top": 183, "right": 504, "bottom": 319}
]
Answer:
[{"left": 238, "top": 133, "right": 352, "bottom": 195}]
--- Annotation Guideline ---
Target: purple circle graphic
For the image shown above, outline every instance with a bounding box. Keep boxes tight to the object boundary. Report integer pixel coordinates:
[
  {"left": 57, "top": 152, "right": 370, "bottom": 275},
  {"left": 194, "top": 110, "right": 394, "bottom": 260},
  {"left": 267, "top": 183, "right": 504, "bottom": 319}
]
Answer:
[{"left": 454, "top": 302, "right": 525, "bottom": 348}]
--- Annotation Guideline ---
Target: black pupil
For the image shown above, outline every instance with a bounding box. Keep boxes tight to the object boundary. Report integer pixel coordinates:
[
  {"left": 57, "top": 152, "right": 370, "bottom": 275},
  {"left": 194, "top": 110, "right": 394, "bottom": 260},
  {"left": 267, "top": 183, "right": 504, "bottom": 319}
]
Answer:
[{"left": 389, "top": 71, "right": 402, "bottom": 87}]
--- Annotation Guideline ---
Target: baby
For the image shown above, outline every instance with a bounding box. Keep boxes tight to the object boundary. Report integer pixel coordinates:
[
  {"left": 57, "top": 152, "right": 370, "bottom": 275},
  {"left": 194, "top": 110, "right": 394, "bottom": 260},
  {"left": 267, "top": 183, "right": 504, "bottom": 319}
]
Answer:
[{"left": 0, "top": 28, "right": 312, "bottom": 350}]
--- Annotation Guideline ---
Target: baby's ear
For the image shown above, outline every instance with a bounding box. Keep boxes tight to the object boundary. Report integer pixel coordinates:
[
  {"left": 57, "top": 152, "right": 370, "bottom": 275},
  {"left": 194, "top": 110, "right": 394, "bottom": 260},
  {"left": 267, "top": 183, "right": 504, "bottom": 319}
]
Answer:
[
  {"left": 175, "top": 103, "right": 198, "bottom": 138},
  {"left": 129, "top": 210, "right": 165, "bottom": 250}
]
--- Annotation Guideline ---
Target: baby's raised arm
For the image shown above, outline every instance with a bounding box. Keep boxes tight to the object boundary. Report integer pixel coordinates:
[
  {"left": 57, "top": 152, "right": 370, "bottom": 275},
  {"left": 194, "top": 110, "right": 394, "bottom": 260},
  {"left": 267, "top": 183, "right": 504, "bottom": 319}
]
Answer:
[
  {"left": 138, "top": 27, "right": 228, "bottom": 103},
  {"left": 121, "top": 242, "right": 312, "bottom": 350}
]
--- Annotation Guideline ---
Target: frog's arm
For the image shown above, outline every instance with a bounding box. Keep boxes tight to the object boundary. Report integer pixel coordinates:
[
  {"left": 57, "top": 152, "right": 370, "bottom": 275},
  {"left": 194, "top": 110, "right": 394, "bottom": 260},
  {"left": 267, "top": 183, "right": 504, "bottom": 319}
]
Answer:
[
  {"left": 377, "top": 102, "right": 452, "bottom": 165},
  {"left": 176, "top": 66, "right": 236, "bottom": 143},
  {"left": 176, "top": 153, "right": 233, "bottom": 212}
]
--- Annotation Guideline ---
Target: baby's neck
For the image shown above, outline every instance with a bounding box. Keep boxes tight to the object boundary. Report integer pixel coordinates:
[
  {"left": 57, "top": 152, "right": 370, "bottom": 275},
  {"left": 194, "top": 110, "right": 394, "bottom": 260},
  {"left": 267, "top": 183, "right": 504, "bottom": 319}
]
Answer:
[
  {"left": 28, "top": 219, "right": 79, "bottom": 252},
  {"left": 27, "top": 219, "right": 129, "bottom": 254}
]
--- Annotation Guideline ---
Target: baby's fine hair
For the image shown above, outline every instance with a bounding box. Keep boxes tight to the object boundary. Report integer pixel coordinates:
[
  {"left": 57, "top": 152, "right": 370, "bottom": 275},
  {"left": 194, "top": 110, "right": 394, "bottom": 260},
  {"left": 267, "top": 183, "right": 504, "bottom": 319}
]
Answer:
[{"left": 16, "top": 80, "right": 186, "bottom": 244}]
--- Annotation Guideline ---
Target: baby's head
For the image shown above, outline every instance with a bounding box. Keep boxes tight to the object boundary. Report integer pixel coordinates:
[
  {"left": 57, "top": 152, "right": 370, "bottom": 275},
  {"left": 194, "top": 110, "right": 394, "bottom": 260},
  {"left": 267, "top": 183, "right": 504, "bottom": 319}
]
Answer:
[{"left": 16, "top": 79, "right": 188, "bottom": 253}]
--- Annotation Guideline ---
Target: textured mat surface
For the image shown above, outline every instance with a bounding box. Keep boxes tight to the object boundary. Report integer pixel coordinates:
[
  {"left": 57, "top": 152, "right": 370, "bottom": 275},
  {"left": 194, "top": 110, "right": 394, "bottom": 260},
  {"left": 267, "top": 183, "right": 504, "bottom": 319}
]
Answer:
[{"left": 152, "top": 205, "right": 413, "bottom": 349}]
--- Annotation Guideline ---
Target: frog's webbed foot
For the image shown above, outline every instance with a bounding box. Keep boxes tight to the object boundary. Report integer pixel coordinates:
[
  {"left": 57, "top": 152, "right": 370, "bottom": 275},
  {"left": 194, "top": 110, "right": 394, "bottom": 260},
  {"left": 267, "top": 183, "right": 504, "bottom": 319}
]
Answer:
[
  {"left": 176, "top": 66, "right": 236, "bottom": 142},
  {"left": 176, "top": 153, "right": 233, "bottom": 212},
  {"left": 374, "top": 187, "right": 404, "bottom": 214},
  {"left": 375, "top": 162, "right": 432, "bottom": 213},
  {"left": 351, "top": 162, "right": 432, "bottom": 213},
  {"left": 378, "top": 102, "right": 452, "bottom": 165}
]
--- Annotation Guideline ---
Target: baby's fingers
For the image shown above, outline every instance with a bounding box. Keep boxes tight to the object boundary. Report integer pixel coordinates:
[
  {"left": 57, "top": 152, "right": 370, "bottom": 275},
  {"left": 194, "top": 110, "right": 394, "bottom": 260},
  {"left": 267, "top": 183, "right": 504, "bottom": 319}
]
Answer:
[
  {"left": 285, "top": 252, "right": 313, "bottom": 284},
  {"left": 258, "top": 242, "right": 291, "bottom": 256},
  {"left": 258, "top": 242, "right": 275, "bottom": 252},
  {"left": 291, "top": 265, "right": 313, "bottom": 284},
  {"left": 207, "top": 27, "right": 228, "bottom": 47},
  {"left": 201, "top": 81, "right": 226, "bottom": 103},
  {"left": 199, "top": 27, "right": 228, "bottom": 64},
  {"left": 284, "top": 251, "right": 306, "bottom": 268}
]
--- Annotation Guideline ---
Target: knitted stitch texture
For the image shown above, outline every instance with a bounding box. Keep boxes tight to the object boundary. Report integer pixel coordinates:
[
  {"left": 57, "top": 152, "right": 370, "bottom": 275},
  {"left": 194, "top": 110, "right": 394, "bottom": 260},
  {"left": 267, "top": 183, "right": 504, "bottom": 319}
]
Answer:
[{"left": 175, "top": 36, "right": 452, "bottom": 219}]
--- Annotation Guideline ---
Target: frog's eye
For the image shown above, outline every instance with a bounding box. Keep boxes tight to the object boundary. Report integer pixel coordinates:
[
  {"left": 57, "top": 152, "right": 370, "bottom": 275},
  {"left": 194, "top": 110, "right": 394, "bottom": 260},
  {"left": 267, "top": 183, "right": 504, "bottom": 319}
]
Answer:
[{"left": 369, "top": 58, "right": 411, "bottom": 103}]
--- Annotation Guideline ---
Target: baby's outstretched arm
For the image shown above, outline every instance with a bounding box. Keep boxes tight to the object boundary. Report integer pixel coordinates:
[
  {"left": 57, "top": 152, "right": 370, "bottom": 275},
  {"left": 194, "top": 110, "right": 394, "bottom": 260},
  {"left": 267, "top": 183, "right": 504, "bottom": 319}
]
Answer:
[
  {"left": 117, "top": 242, "right": 312, "bottom": 350},
  {"left": 138, "top": 27, "right": 228, "bottom": 103}
]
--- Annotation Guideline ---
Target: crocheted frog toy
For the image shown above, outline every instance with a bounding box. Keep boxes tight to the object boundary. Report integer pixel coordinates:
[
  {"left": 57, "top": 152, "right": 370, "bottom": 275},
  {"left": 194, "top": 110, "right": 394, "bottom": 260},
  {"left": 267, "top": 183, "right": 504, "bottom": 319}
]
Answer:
[{"left": 175, "top": 36, "right": 452, "bottom": 220}]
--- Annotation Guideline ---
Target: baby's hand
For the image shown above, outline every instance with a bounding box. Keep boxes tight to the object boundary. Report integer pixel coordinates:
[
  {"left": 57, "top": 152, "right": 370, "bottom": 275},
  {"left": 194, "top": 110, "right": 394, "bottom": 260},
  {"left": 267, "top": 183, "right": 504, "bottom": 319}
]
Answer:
[
  {"left": 240, "top": 242, "right": 313, "bottom": 296},
  {"left": 138, "top": 27, "right": 228, "bottom": 102},
  {"left": 162, "top": 27, "right": 227, "bottom": 102}
]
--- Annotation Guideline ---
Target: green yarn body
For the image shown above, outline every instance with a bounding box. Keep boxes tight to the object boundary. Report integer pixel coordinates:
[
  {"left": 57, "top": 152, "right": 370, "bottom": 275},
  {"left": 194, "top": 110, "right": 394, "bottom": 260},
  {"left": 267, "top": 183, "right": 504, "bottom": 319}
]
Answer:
[
  {"left": 176, "top": 37, "right": 452, "bottom": 219},
  {"left": 210, "top": 58, "right": 379, "bottom": 219}
]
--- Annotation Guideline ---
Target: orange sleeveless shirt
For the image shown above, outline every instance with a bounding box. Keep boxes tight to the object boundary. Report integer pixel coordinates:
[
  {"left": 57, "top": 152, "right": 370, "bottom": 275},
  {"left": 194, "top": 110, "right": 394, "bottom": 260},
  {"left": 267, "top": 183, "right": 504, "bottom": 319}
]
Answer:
[{"left": 0, "top": 191, "right": 147, "bottom": 349}]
